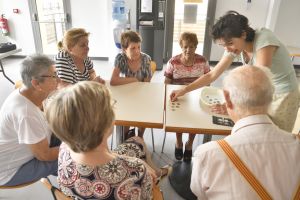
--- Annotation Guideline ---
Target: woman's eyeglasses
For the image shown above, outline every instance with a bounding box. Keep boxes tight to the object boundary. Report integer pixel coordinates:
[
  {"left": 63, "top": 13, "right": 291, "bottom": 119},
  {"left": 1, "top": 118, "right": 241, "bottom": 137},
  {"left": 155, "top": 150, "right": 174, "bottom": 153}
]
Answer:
[{"left": 40, "top": 72, "right": 59, "bottom": 79}]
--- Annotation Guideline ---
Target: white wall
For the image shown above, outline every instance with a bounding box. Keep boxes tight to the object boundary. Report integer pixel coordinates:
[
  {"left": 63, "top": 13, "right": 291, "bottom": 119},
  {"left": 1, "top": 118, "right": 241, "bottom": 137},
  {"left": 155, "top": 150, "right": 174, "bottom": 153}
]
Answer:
[
  {"left": 1, "top": 0, "right": 299, "bottom": 63},
  {"left": 0, "top": 0, "right": 35, "bottom": 55},
  {"left": 210, "top": 0, "right": 271, "bottom": 61},
  {"left": 210, "top": 0, "right": 300, "bottom": 65},
  {"left": 0, "top": 0, "right": 111, "bottom": 57},
  {"left": 273, "top": 0, "right": 300, "bottom": 64},
  {"left": 70, "top": 0, "right": 110, "bottom": 58},
  {"left": 125, "top": 0, "right": 137, "bottom": 30}
]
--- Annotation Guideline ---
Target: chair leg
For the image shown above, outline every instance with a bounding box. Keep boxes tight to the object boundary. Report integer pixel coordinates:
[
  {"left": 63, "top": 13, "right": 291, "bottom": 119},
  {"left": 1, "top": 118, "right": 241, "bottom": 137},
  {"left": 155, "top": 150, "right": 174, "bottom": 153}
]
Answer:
[
  {"left": 110, "top": 129, "right": 114, "bottom": 150},
  {"left": 161, "top": 132, "right": 167, "bottom": 153},
  {"left": 151, "top": 128, "right": 155, "bottom": 152},
  {"left": 202, "top": 134, "right": 212, "bottom": 144},
  {"left": 115, "top": 126, "right": 124, "bottom": 146}
]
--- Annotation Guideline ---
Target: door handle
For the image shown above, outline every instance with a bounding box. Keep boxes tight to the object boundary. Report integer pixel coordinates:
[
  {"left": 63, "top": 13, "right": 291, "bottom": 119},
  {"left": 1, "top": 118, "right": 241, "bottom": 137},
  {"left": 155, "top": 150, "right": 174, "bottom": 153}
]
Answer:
[
  {"left": 32, "top": 13, "right": 38, "bottom": 21},
  {"left": 65, "top": 13, "right": 70, "bottom": 23}
]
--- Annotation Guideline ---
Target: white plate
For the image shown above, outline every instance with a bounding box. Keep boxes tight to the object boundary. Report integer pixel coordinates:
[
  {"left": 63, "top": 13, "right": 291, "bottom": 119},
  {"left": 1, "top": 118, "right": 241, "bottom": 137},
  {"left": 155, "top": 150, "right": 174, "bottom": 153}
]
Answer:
[{"left": 200, "top": 86, "right": 225, "bottom": 112}]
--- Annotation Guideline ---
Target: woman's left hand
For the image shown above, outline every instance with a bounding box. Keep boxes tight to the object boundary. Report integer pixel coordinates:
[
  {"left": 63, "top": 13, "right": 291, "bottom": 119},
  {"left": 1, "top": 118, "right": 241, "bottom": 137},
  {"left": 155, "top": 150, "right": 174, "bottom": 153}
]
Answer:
[{"left": 93, "top": 76, "right": 105, "bottom": 84}]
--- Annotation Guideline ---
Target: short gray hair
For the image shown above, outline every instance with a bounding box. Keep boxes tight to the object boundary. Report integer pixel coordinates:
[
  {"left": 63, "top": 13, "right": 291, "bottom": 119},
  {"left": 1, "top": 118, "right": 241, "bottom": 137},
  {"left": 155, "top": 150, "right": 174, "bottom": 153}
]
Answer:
[
  {"left": 223, "top": 65, "right": 274, "bottom": 115},
  {"left": 21, "top": 54, "right": 55, "bottom": 87}
]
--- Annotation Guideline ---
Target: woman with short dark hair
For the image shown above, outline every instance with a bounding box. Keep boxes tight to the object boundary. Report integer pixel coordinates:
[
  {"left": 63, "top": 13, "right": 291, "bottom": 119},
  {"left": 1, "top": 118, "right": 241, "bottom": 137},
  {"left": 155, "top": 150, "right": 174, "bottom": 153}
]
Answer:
[
  {"left": 170, "top": 11, "right": 300, "bottom": 132},
  {"left": 110, "top": 30, "right": 152, "bottom": 138}
]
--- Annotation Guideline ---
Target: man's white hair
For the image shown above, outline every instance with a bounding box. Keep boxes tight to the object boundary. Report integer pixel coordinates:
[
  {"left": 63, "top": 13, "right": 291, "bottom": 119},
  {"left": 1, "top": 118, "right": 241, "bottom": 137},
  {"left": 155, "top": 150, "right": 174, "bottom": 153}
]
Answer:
[{"left": 223, "top": 65, "right": 274, "bottom": 116}]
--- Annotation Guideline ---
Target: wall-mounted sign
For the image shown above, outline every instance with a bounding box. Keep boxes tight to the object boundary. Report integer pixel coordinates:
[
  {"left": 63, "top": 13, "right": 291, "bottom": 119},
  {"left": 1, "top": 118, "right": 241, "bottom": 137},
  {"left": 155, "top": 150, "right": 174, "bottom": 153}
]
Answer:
[{"left": 141, "top": 0, "right": 152, "bottom": 13}]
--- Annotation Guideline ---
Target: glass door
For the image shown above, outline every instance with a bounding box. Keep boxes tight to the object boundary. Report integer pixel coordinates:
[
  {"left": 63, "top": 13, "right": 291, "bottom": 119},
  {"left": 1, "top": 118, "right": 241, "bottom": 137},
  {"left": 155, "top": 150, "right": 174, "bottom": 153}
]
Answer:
[
  {"left": 172, "top": 0, "right": 208, "bottom": 56},
  {"left": 29, "top": 0, "right": 71, "bottom": 55},
  {"left": 164, "top": 0, "right": 216, "bottom": 62}
]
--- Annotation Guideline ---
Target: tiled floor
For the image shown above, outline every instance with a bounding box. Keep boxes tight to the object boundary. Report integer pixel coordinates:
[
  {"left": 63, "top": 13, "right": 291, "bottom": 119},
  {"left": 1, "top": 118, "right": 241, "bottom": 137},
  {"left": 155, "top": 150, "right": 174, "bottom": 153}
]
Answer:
[{"left": 0, "top": 57, "right": 299, "bottom": 199}]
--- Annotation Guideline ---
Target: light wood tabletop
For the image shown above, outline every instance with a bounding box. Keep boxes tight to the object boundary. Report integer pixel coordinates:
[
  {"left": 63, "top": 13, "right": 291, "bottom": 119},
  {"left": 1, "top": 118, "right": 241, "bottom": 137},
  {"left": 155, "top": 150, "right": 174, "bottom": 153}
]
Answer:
[
  {"left": 165, "top": 85, "right": 232, "bottom": 135},
  {"left": 107, "top": 82, "right": 165, "bottom": 128}
]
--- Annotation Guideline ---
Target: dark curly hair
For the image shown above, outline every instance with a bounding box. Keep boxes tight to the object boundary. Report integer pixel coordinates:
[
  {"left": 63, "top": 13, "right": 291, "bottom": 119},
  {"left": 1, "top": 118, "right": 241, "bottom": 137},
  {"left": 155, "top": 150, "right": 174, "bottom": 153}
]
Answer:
[{"left": 211, "top": 11, "right": 255, "bottom": 42}]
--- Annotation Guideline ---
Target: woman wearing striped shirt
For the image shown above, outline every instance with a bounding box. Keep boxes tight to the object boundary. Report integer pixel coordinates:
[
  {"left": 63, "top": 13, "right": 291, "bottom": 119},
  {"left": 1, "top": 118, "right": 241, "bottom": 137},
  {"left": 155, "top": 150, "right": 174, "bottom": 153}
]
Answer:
[{"left": 55, "top": 28, "right": 105, "bottom": 88}]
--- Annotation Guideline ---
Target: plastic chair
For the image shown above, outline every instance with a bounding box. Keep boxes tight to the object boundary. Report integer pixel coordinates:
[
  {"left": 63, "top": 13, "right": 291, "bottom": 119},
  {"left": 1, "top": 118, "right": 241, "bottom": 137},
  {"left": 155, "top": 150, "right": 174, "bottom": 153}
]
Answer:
[
  {"left": 40, "top": 178, "right": 71, "bottom": 200},
  {"left": 14, "top": 80, "right": 23, "bottom": 89},
  {"left": 0, "top": 180, "right": 38, "bottom": 189}
]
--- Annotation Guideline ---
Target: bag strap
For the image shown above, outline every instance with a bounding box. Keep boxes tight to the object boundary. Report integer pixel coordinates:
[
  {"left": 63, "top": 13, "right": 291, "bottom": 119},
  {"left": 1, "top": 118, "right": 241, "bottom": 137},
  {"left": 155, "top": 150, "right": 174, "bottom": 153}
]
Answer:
[
  {"left": 293, "top": 133, "right": 300, "bottom": 200},
  {"left": 217, "top": 140, "right": 272, "bottom": 200},
  {"left": 293, "top": 181, "right": 300, "bottom": 200}
]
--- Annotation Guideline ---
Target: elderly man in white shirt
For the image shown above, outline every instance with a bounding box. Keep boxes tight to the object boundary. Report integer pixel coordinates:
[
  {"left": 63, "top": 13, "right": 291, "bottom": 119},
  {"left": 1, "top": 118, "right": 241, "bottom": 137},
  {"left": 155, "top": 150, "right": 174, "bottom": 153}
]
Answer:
[{"left": 190, "top": 65, "right": 300, "bottom": 200}]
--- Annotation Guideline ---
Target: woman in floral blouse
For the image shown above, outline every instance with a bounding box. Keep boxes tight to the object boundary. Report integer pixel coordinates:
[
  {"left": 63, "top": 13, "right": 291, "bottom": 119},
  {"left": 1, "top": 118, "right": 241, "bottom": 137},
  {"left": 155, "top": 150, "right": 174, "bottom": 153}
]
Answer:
[{"left": 45, "top": 81, "right": 168, "bottom": 199}]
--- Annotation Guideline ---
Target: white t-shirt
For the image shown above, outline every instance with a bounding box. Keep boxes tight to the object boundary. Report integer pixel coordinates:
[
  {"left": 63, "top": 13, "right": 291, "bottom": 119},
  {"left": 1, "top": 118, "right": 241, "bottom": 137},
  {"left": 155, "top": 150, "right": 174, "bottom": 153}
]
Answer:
[{"left": 0, "top": 90, "right": 52, "bottom": 185}]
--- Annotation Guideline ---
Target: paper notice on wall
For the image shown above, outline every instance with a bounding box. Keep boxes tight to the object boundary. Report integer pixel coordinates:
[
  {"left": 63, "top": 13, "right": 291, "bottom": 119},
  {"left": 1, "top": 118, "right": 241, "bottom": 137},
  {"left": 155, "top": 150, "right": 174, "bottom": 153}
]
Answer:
[{"left": 141, "top": 0, "right": 152, "bottom": 13}]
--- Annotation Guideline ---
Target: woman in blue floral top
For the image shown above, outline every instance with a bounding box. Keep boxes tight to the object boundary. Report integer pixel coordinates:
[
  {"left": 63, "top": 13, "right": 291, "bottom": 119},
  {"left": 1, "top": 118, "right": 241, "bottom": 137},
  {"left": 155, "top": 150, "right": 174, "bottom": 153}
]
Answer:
[{"left": 110, "top": 30, "right": 152, "bottom": 138}]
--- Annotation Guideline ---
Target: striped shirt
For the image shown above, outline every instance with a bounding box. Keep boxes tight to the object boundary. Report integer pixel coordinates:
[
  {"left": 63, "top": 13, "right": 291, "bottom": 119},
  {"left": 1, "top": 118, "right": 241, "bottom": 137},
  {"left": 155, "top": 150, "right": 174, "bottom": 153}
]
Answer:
[{"left": 55, "top": 50, "right": 94, "bottom": 84}]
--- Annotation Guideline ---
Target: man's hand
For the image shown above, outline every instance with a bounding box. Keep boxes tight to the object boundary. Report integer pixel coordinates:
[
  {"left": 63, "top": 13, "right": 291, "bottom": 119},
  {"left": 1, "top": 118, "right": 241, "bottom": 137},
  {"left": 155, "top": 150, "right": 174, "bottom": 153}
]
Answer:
[{"left": 210, "top": 103, "right": 228, "bottom": 115}]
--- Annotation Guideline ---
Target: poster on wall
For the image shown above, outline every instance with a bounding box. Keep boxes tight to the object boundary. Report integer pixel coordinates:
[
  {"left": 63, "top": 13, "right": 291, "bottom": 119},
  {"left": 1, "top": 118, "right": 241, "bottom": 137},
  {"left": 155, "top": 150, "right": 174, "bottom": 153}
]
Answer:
[{"left": 141, "top": 0, "right": 152, "bottom": 13}]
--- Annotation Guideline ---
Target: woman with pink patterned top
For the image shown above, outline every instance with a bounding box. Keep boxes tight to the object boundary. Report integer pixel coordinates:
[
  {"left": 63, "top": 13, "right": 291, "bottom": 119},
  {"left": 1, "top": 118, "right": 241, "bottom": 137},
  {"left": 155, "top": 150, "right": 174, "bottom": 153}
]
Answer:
[
  {"left": 164, "top": 32, "right": 210, "bottom": 162},
  {"left": 45, "top": 81, "right": 170, "bottom": 199}
]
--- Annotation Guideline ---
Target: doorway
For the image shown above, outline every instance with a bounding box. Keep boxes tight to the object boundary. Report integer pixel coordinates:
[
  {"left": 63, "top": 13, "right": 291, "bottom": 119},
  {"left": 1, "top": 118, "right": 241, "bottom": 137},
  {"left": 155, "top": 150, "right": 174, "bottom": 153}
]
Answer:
[
  {"left": 28, "top": 0, "right": 71, "bottom": 55},
  {"left": 164, "top": 0, "right": 216, "bottom": 62}
]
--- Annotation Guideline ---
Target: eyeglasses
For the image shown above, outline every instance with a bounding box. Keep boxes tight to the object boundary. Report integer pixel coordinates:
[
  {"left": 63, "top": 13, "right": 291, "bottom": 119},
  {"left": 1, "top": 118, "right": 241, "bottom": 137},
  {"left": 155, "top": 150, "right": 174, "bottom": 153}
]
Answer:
[{"left": 40, "top": 73, "right": 58, "bottom": 79}]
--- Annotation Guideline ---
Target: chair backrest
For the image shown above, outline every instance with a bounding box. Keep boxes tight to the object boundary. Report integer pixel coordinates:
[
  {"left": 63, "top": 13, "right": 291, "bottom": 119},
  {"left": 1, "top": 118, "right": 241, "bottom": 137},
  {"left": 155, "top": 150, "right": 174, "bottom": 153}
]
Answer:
[
  {"left": 150, "top": 61, "right": 157, "bottom": 75},
  {"left": 0, "top": 180, "right": 37, "bottom": 189},
  {"left": 14, "top": 80, "right": 23, "bottom": 89},
  {"left": 40, "top": 178, "right": 71, "bottom": 200}
]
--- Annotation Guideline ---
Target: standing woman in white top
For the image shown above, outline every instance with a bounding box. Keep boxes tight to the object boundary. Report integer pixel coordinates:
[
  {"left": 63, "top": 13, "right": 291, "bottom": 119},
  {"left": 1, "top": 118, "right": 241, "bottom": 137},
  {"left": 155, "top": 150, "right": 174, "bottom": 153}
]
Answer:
[
  {"left": 170, "top": 11, "right": 300, "bottom": 132},
  {"left": 55, "top": 28, "right": 105, "bottom": 88}
]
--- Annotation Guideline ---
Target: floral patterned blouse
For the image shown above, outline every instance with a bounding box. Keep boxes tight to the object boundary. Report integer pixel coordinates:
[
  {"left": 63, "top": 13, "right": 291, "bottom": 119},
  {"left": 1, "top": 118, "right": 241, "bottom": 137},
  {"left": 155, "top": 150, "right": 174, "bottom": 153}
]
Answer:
[
  {"left": 114, "top": 52, "right": 152, "bottom": 82},
  {"left": 58, "top": 140, "right": 153, "bottom": 199},
  {"left": 164, "top": 54, "right": 210, "bottom": 85}
]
